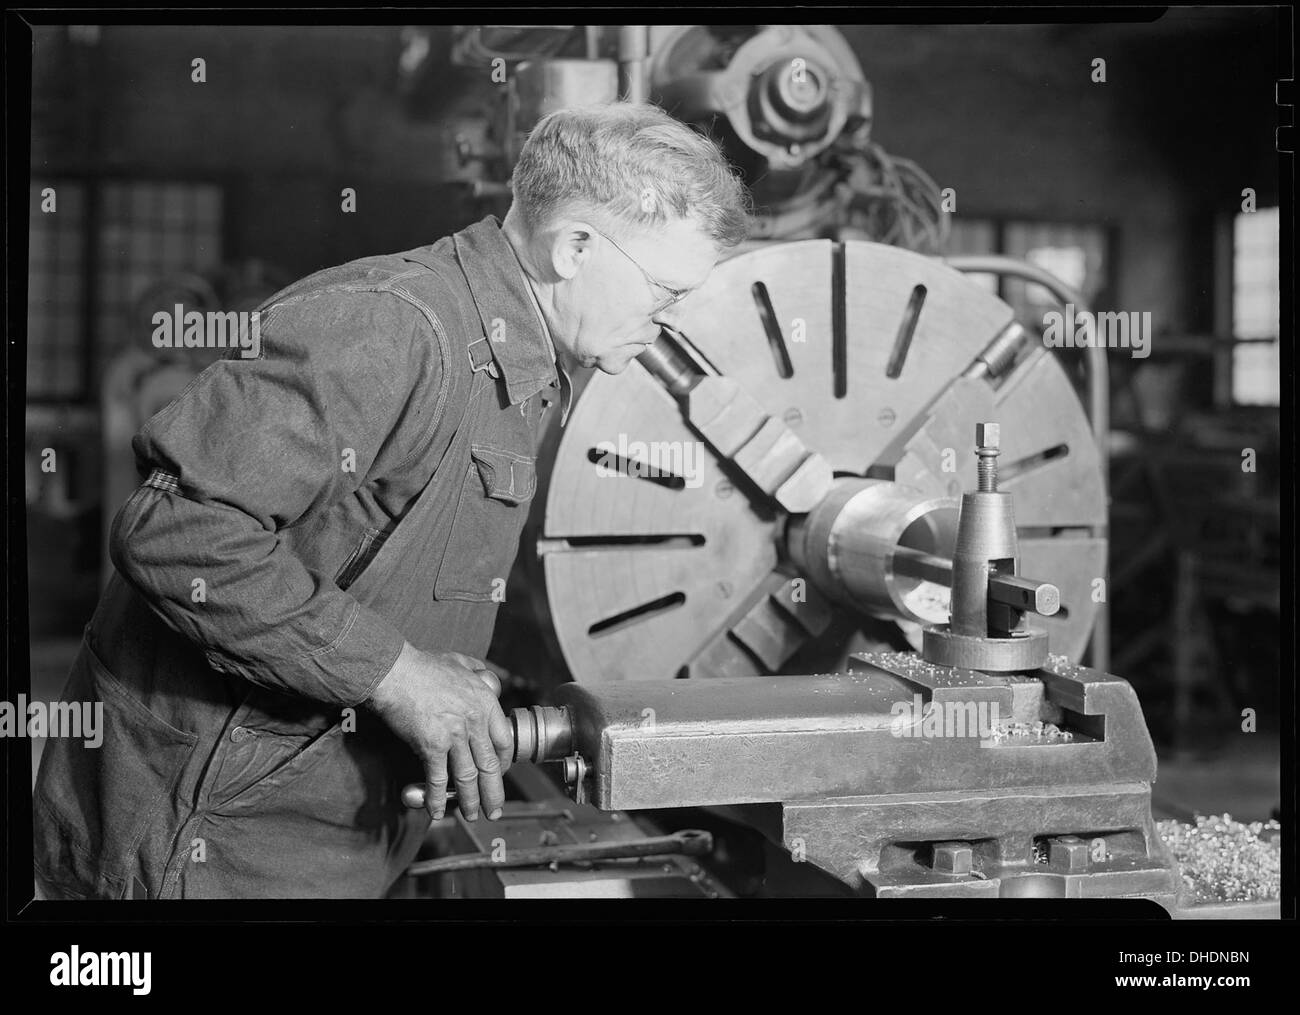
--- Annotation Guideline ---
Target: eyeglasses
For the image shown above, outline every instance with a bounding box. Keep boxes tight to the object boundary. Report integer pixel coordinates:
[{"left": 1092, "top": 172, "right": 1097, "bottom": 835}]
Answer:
[{"left": 590, "top": 226, "right": 692, "bottom": 314}]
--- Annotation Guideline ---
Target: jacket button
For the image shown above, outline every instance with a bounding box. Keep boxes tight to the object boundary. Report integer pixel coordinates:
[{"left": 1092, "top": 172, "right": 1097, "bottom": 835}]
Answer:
[{"left": 230, "top": 725, "right": 250, "bottom": 743}]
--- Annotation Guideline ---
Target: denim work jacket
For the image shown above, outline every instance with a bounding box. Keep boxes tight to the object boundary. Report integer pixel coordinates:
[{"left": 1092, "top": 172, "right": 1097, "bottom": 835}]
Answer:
[{"left": 33, "top": 215, "right": 569, "bottom": 898}]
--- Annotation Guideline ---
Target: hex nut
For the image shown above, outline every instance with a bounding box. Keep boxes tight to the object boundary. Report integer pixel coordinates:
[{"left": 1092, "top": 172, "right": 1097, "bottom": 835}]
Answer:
[
  {"left": 1049, "top": 836, "right": 1090, "bottom": 872},
  {"left": 976, "top": 422, "right": 1000, "bottom": 449},
  {"left": 932, "top": 841, "right": 974, "bottom": 875}
]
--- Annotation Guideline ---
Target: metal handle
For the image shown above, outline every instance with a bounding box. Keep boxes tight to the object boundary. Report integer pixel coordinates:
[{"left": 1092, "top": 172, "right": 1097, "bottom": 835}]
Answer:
[{"left": 405, "top": 829, "right": 714, "bottom": 876}]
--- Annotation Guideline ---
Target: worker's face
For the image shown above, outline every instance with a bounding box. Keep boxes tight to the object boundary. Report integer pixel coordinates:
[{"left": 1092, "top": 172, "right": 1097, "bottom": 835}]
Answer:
[{"left": 546, "top": 217, "right": 720, "bottom": 374}]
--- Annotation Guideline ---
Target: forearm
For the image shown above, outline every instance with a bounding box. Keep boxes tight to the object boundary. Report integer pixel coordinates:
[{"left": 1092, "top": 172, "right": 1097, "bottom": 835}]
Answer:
[{"left": 111, "top": 481, "right": 406, "bottom": 708}]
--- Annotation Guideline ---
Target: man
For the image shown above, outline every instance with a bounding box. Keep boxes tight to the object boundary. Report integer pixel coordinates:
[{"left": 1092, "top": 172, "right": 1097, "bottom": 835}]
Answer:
[{"left": 33, "top": 102, "right": 750, "bottom": 899}]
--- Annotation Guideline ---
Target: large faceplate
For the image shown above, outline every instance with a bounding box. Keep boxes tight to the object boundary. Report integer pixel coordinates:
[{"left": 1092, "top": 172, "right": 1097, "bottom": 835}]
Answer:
[{"left": 540, "top": 241, "right": 1106, "bottom": 683}]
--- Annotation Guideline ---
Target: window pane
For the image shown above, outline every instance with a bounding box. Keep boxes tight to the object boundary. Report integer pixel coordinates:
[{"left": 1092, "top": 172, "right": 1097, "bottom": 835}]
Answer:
[
  {"left": 94, "top": 181, "right": 224, "bottom": 372},
  {"left": 27, "top": 181, "right": 87, "bottom": 400},
  {"left": 945, "top": 219, "right": 999, "bottom": 294},
  {"left": 1231, "top": 207, "right": 1279, "bottom": 406},
  {"left": 1232, "top": 207, "right": 1279, "bottom": 341},
  {"left": 1232, "top": 341, "right": 1279, "bottom": 406},
  {"left": 1002, "top": 221, "right": 1109, "bottom": 329}
]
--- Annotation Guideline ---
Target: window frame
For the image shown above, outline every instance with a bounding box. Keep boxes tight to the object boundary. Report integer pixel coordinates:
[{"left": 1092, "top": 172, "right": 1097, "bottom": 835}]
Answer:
[
  {"left": 25, "top": 171, "right": 231, "bottom": 407},
  {"left": 946, "top": 213, "right": 1118, "bottom": 313},
  {"left": 1213, "top": 207, "right": 1280, "bottom": 409}
]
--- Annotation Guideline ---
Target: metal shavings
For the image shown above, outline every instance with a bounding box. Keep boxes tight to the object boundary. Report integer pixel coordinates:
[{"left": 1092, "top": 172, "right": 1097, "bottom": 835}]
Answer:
[
  {"left": 1044, "top": 653, "right": 1087, "bottom": 679},
  {"left": 867, "top": 651, "right": 983, "bottom": 685},
  {"left": 1157, "top": 814, "right": 1281, "bottom": 904},
  {"left": 985, "top": 719, "right": 1073, "bottom": 743}
]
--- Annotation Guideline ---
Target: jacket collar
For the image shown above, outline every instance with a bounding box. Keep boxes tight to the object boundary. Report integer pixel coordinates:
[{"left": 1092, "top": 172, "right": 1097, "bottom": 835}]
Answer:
[{"left": 451, "top": 216, "right": 563, "bottom": 408}]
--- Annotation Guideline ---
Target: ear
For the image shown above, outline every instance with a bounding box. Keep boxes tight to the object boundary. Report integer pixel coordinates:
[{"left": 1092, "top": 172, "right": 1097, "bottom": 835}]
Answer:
[{"left": 549, "top": 221, "right": 598, "bottom": 281}]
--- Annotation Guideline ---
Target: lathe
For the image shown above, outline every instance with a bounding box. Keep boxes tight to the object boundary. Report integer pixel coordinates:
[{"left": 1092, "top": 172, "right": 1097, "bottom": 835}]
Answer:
[
  {"left": 405, "top": 232, "right": 1182, "bottom": 906},
  {"left": 375, "top": 24, "right": 1219, "bottom": 905},
  {"left": 75, "top": 20, "right": 1220, "bottom": 907}
]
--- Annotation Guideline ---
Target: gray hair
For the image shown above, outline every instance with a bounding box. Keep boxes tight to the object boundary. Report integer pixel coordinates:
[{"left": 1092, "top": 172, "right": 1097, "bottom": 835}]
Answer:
[{"left": 509, "top": 103, "right": 751, "bottom": 248}]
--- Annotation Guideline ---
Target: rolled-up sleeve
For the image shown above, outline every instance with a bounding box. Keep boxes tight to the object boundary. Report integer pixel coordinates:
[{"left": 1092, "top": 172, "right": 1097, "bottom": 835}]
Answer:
[{"left": 109, "top": 292, "right": 441, "bottom": 708}]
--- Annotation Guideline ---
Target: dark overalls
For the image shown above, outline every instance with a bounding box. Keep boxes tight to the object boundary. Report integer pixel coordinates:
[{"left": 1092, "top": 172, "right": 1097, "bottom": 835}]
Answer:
[{"left": 33, "top": 216, "right": 566, "bottom": 898}]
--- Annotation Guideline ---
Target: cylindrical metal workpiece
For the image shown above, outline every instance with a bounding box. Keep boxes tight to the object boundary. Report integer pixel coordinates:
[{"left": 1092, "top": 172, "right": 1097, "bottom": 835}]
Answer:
[
  {"left": 788, "top": 478, "right": 959, "bottom": 624},
  {"left": 401, "top": 704, "right": 577, "bottom": 811},
  {"left": 510, "top": 705, "right": 574, "bottom": 764}
]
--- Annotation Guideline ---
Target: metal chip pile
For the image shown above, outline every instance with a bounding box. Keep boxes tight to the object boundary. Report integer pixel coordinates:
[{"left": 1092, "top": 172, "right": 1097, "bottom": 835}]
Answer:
[
  {"left": 1157, "top": 814, "right": 1281, "bottom": 903},
  {"left": 986, "top": 720, "right": 1073, "bottom": 743}
]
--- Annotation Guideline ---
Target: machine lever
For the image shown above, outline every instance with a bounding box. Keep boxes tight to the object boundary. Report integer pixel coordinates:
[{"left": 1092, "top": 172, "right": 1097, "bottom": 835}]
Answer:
[{"left": 404, "top": 829, "right": 714, "bottom": 876}]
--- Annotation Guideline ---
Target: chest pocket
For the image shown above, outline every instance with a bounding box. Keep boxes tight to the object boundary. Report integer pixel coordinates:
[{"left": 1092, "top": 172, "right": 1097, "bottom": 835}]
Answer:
[{"left": 433, "top": 442, "right": 537, "bottom": 602}]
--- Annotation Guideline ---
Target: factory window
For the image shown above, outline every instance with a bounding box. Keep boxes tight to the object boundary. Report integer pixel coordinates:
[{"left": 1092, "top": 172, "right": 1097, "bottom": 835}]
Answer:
[
  {"left": 945, "top": 218, "right": 998, "bottom": 294},
  {"left": 945, "top": 218, "right": 1110, "bottom": 322},
  {"left": 96, "top": 181, "right": 224, "bottom": 363},
  {"left": 1230, "top": 207, "right": 1280, "bottom": 406},
  {"left": 1000, "top": 221, "right": 1109, "bottom": 325},
  {"left": 25, "top": 179, "right": 223, "bottom": 404},
  {"left": 27, "top": 182, "right": 88, "bottom": 401}
]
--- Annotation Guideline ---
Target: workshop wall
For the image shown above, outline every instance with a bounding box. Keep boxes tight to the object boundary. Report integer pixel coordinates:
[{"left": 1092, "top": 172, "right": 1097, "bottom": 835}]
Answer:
[
  {"left": 837, "top": 16, "right": 1280, "bottom": 334},
  {"left": 32, "top": 18, "right": 1279, "bottom": 295},
  {"left": 31, "top": 25, "right": 493, "bottom": 275}
]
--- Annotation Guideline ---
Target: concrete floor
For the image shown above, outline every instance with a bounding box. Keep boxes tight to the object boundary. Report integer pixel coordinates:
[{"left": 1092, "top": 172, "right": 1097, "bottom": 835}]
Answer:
[{"left": 1150, "top": 733, "right": 1281, "bottom": 823}]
